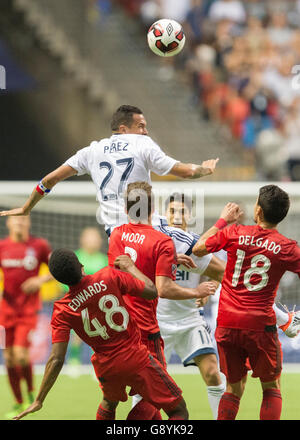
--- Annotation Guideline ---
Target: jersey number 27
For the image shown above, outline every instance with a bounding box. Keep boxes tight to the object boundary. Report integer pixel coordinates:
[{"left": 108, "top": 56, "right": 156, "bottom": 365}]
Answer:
[{"left": 99, "top": 158, "right": 134, "bottom": 201}]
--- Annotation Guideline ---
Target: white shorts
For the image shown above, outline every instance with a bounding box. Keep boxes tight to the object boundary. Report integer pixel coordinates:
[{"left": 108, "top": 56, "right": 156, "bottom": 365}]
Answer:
[{"left": 158, "top": 312, "right": 217, "bottom": 367}]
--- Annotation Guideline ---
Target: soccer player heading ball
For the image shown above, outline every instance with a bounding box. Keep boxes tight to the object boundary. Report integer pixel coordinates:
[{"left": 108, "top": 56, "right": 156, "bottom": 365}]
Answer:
[{"left": 0, "top": 105, "right": 219, "bottom": 229}]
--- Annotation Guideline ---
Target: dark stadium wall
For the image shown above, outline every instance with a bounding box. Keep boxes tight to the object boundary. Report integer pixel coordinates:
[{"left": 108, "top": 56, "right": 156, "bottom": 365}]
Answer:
[{"left": 0, "top": 0, "right": 110, "bottom": 181}]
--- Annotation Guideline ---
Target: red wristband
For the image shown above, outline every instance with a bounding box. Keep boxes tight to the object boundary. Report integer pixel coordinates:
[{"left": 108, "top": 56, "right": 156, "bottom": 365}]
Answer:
[
  {"left": 36, "top": 185, "right": 45, "bottom": 195},
  {"left": 214, "top": 218, "right": 227, "bottom": 230}
]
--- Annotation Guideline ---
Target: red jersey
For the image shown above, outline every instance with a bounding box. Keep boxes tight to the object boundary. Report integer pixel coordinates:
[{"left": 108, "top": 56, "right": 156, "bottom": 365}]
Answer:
[
  {"left": 206, "top": 224, "right": 300, "bottom": 331},
  {"left": 51, "top": 267, "right": 147, "bottom": 365},
  {"left": 108, "top": 223, "right": 177, "bottom": 334},
  {"left": 0, "top": 236, "right": 51, "bottom": 325}
]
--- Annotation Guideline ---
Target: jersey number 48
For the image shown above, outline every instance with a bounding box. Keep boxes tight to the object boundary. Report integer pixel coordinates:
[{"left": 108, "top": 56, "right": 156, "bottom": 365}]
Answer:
[{"left": 81, "top": 294, "right": 129, "bottom": 339}]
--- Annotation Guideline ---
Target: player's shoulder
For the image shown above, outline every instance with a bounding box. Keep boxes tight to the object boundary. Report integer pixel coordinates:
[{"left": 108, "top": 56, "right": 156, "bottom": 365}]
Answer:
[
  {"left": 0, "top": 237, "right": 9, "bottom": 247},
  {"left": 157, "top": 224, "right": 197, "bottom": 245},
  {"left": 29, "top": 236, "right": 51, "bottom": 249}
]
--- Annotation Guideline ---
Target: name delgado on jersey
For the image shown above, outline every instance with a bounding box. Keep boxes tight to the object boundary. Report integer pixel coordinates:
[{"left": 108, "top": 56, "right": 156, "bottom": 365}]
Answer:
[
  {"left": 68, "top": 280, "right": 107, "bottom": 312},
  {"left": 239, "top": 235, "right": 281, "bottom": 254}
]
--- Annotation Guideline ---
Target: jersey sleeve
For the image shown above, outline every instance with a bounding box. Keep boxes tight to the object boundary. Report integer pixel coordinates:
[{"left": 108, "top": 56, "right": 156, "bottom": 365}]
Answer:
[
  {"left": 285, "top": 243, "right": 300, "bottom": 278},
  {"left": 116, "top": 269, "right": 146, "bottom": 298},
  {"left": 51, "top": 305, "right": 71, "bottom": 344},
  {"left": 205, "top": 224, "right": 237, "bottom": 254},
  {"left": 63, "top": 144, "right": 93, "bottom": 176},
  {"left": 141, "top": 136, "right": 178, "bottom": 176},
  {"left": 155, "top": 238, "right": 177, "bottom": 279},
  {"left": 157, "top": 225, "right": 198, "bottom": 255}
]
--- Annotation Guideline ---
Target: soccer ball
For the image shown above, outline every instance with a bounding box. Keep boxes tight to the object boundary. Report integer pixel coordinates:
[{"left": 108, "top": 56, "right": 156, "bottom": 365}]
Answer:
[{"left": 147, "top": 19, "right": 186, "bottom": 57}]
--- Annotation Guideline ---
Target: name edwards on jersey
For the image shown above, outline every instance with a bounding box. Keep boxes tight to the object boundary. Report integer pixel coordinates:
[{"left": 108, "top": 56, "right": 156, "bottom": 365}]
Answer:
[
  {"left": 238, "top": 235, "right": 281, "bottom": 254},
  {"left": 68, "top": 280, "right": 107, "bottom": 312}
]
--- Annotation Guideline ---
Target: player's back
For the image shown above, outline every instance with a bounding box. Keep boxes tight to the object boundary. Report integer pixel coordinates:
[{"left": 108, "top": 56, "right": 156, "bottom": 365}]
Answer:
[
  {"left": 108, "top": 222, "right": 177, "bottom": 334},
  {"left": 65, "top": 134, "right": 177, "bottom": 229},
  {"left": 51, "top": 266, "right": 145, "bottom": 360},
  {"left": 206, "top": 223, "right": 300, "bottom": 330}
]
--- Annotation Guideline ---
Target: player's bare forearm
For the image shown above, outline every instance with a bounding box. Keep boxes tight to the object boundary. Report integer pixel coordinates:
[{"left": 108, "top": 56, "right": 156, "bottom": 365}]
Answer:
[
  {"left": 0, "top": 165, "right": 77, "bottom": 217},
  {"left": 156, "top": 276, "right": 216, "bottom": 300},
  {"left": 170, "top": 159, "right": 219, "bottom": 179},
  {"left": 193, "top": 203, "right": 243, "bottom": 257},
  {"left": 193, "top": 226, "right": 219, "bottom": 257},
  {"left": 202, "top": 255, "right": 225, "bottom": 282},
  {"left": 13, "top": 342, "right": 68, "bottom": 420}
]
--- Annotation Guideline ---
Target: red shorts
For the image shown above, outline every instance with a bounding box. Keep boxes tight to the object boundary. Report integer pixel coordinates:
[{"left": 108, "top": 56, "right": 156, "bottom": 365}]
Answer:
[
  {"left": 91, "top": 346, "right": 182, "bottom": 413},
  {"left": 141, "top": 330, "right": 166, "bottom": 369},
  {"left": 215, "top": 327, "right": 282, "bottom": 384},
  {"left": 4, "top": 315, "right": 37, "bottom": 348}
]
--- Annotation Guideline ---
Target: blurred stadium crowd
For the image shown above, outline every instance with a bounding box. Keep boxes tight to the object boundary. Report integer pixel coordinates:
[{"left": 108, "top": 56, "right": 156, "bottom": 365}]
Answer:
[{"left": 114, "top": 0, "right": 300, "bottom": 181}]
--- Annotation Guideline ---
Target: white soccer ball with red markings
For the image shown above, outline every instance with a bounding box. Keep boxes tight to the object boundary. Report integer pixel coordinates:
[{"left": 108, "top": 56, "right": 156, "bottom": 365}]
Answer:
[{"left": 147, "top": 19, "right": 186, "bottom": 57}]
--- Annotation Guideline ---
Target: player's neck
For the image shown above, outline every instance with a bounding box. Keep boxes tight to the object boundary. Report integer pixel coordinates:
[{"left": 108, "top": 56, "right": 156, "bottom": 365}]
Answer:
[
  {"left": 257, "top": 220, "right": 277, "bottom": 230},
  {"left": 129, "top": 219, "right": 151, "bottom": 226},
  {"left": 9, "top": 232, "right": 29, "bottom": 242}
]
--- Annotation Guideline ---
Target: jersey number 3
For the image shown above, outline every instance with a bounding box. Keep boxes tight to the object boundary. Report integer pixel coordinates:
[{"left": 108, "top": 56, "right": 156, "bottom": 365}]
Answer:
[
  {"left": 81, "top": 295, "right": 129, "bottom": 339},
  {"left": 232, "top": 249, "right": 271, "bottom": 291}
]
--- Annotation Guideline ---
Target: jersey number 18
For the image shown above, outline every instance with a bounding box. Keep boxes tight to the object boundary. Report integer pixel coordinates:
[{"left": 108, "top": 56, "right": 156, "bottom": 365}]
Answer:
[{"left": 232, "top": 249, "right": 271, "bottom": 291}]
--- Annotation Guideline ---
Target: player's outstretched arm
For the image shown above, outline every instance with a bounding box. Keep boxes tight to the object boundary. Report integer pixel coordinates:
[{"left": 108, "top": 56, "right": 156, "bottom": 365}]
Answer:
[
  {"left": 13, "top": 342, "right": 68, "bottom": 420},
  {"left": 202, "top": 255, "right": 225, "bottom": 283},
  {"left": 169, "top": 158, "right": 219, "bottom": 179},
  {"left": 0, "top": 165, "right": 77, "bottom": 217},
  {"left": 156, "top": 275, "right": 216, "bottom": 300},
  {"left": 193, "top": 202, "right": 243, "bottom": 257}
]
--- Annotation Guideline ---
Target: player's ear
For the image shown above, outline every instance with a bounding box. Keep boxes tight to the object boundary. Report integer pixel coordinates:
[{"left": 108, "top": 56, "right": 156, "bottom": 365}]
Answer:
[
  {"left": 256, "top": 204, "right": 264, "bottom": 222},
  {"left": 118, "top": 124, "right": 128, "bottom": 134}
]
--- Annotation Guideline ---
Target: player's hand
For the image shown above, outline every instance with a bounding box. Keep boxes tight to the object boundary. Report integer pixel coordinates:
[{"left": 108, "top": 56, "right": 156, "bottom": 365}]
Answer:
[
  {"left": 195, "top": 296, "right": 210, "bottom": 308},
  {"left": 195, "top": 281, "right": 218, "bottom": 299},
  {"left": 200, "top": 158, "right": 219, "bottom": 176},
  {"left": 220, "top": 202, "right": 243, "bottom": 224},
  {"left": 176, "top": 254, "right": 197, "bottom": 269},
  {"left": 0, "top": 207, "right": 28, "bottom": 217},
  {"left": 13, "top": 401, "right": 43, "bottom": 420},
  {"left": 114, "top": 255, "right": 135, "bottom": 272},
  {"left": 21, "top": 276, "right": 43, "bottom": 294}
]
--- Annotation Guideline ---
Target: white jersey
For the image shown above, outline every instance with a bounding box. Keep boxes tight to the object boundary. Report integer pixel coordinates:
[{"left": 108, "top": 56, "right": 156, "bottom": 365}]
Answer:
[
  {"left": 64, "top": 134, "right": 178, "bottom": 230},
  {"left": 156, "top": 227, "right": 212, "bottom": 321}
]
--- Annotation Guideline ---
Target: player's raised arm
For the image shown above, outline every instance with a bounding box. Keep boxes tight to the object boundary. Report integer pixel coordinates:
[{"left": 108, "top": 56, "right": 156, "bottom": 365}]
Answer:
[
  {"left": 193, "top": 202, "right": 243, "bottom": 257},
  {"left": 169, "top": 158, "right": 219, "bottom": 179},
  {"left": 0, "top": 165, "right": 77, "bottom": 217},
  {"left": 13, "top": 341, "right": 68, "bottom": 420}
]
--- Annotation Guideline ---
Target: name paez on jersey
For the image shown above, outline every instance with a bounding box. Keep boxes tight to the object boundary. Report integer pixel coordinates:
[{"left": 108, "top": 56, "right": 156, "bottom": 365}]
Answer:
[
  {"left": 239, "top": 235, "right": 281, "bottom": 254},
  {"left": 104, "top": 141, "right": 128, "bottom": 154}
]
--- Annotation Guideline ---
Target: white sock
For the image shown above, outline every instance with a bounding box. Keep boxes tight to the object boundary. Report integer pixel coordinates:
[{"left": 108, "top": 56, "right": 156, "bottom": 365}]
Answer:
[
  {"left": 207, "top": 380, "right": 226, "bottom": 420},
  {"left": 131, "top": 394, "right": 142, "bottom": 409},
  {"left": 273, "top": 303, "right": 289, "bottom": 327}
]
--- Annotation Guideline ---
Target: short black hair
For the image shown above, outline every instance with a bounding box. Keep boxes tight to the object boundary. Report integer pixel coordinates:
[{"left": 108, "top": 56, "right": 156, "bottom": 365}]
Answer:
[
  {"left": 125, "top": 181, "right": 154, "bottom": 221},
  {"left": 258, "top": 185, "right": 290, "bottom": 225},
  {"left": 49, "top": 248, "right": 83, "bottom": 286},
  {"left": 111, "top": 105, "right": 143, "bottom": 131},
  {"left": 165, "top": 192, "right": 193, "bottom": 213}
]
